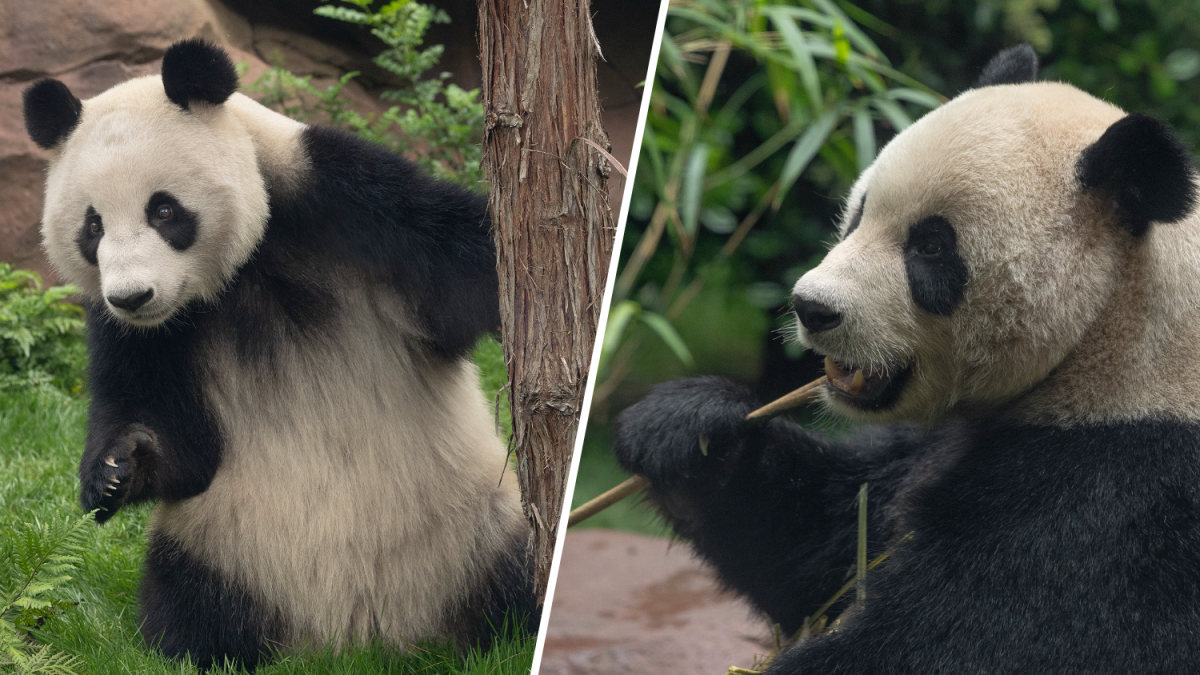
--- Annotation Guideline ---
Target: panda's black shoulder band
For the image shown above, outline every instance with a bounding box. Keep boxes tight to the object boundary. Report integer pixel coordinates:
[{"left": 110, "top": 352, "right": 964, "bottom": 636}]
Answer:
[
  {"left": 23, "top": 78, "right": 83, "bottom": 149},
  {"left": 1078, "top": 113, "right": 1198, "bottom": 237},
  {"left": 161, "top": 39, "right": 239, "bottom": 110}
]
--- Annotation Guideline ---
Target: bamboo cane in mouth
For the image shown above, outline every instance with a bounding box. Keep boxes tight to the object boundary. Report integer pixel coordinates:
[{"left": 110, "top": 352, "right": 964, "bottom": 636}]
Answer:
[{"left": 566, "top": 376, "right": 828, "bottom": 528}]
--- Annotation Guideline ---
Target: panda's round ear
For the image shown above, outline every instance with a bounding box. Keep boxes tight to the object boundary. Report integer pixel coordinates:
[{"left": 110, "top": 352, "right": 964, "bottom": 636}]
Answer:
[
  {"left": 1077, "top": 114, "right": 1198, "bottom": 237},
  {"left": 161, "top": 39, "right": 239, "bottom": 111},
  {"left": 23, "top": 79, "right": 83, "bottom": 150},
  {"left": 973, "top": 44, "right": 1038, "bottom": 88}
]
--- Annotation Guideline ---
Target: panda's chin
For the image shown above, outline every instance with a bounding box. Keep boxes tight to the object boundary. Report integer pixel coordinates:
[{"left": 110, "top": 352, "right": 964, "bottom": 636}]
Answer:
[
  {"left": 107, "top": 304, "right": 177, "bottom": 328},
  {"left": 823, "top": 356, "right": 913, "bottom": 412}
]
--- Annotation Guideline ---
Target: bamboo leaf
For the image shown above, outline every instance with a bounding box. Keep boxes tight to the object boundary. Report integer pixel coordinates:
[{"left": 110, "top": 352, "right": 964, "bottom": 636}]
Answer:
[
  {"left": 872, "top": 96, "right": 912, "bottom": 131},
  {"left": 704, "top": 116, "right": 807, "bottom": 190},
  {"left": 600, "top": 300, "right": 641, "bottom": 375},
  {"left": 639, "top": 312, "right": 695, "bottom": 368},
  {"left": 808, "top": 0, "right": 885, "bottom": 62},
  {"left": 774, "top": 107, "right": 841, "bottom": 208},
  {"left": 852, "top": 103, "right": 876, "bottom": 174},
  {"left": 680, "top": 143, "right": 710, "bottom": 237},
  {"left": 886, "top": 87, "right": 943, "bottom": 110},
  {"left": 765, "top": 9, "right": 823, "bottom": 115}
]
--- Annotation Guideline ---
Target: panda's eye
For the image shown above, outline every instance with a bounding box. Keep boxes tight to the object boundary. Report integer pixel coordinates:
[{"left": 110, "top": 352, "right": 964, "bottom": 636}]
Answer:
[
  {"left": 156, "top": 204, "right": 173, "bottom": 220},
  {"left": 87, "top": 218, "right": 102, "bottom": 235},
  {"left": 918, "top": 241, "right": 942, "bottom": 256}
]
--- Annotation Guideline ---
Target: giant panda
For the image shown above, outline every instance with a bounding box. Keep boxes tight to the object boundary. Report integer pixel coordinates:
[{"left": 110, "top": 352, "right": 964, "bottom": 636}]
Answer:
[
  {"left": 21, "top": 39, "right": 536, "bottom": 669},
  {"left": 613, "top": 45, "right": 1200, "bottom": 673}
]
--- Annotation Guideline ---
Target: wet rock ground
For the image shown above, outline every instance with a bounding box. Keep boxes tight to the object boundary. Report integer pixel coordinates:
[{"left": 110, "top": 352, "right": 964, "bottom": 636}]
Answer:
[{"left": 542, "top": 529, "right": 774, "bottom": 675}]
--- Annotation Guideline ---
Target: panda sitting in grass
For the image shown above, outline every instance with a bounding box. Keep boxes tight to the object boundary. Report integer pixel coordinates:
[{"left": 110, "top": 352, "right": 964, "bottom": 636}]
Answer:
[
  {"left": 22, "top": 39, "right": 535, "bottom": 670},
  {"left": 614, "top": 45, "right": 1200, "bottom": 673}
]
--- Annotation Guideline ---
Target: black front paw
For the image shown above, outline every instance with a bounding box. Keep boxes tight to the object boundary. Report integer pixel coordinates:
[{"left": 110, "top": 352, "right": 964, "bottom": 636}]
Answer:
[
  {"left": 613, "top": 376, "right": 758, "bottom": 486},
  {"left": 81, "top": 424, "right": 158, "bottom": 523}
]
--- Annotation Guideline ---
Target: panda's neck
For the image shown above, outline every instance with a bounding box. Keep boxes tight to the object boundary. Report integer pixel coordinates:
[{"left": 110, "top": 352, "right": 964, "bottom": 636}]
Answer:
[{"left": 1010, "top": 216, "right": 1200, "bottom": 426}]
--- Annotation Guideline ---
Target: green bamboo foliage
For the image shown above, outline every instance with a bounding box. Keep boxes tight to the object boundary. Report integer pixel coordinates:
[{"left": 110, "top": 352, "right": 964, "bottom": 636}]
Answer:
[{"left": 598, "top": 0, "right": 943, "bottom": 404}]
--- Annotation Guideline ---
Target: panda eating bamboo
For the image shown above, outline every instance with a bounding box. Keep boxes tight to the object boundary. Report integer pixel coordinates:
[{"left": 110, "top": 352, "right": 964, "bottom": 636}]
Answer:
[
  {"left": 22, "top": 39, "right": 536, "bottom": 670},
  {"left": 615, "top": 45, "right": 1200, "bottom": 673}
]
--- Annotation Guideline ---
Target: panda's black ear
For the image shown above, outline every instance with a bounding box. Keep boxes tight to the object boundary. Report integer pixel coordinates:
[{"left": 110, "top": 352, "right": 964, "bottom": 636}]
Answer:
[
  {"left": 161, "top": 39, "right": 239, "bottom": 110},
  {"left": 973, "top": 44, "right": 1038, "bottom": 88},
  {"left": 1077, "top": 114, "right": 1198, "bottom": 237},
  {"left": 23, "top": 79, "right": 83, "bottom": 150}
]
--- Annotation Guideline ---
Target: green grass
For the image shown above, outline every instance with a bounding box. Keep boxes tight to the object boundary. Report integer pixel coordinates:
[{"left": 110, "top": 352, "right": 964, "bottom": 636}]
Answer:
[{"left": 0, "top": 335, "right": 533, "bottom": 675}]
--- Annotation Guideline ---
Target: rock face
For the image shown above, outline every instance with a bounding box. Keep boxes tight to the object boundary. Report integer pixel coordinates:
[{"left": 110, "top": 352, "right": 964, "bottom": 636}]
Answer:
[
  {"left": 542, "top": 529, "right": 775, "bottom": 675},
  {"left": 1, "top": 0, "right": 652, "bottom": 283}
]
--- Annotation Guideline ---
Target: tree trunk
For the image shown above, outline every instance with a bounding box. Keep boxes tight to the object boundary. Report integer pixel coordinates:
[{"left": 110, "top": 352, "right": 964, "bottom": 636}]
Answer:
[{"left": 477, "top": 0, "right": 616, "bottom": 603}]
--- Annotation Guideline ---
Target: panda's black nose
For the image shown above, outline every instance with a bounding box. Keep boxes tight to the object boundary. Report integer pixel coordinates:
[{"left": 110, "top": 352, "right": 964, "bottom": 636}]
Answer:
[
  {"left": 793, "top": 297, "right": 842, "bottom": 333},
  {"left": 107, "top": 289, "right": 154, "bottom": 312}
]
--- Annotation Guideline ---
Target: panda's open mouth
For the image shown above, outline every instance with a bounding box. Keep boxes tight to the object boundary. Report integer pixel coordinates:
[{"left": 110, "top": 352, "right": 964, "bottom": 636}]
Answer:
[{"left": 824, "top": 356, "right": 913, "bottom": 411}]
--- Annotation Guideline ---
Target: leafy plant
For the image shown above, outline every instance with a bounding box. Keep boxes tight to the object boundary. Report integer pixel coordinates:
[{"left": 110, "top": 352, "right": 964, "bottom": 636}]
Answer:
[
  {"left": 0, "top": 265, "right": 86, "bottom": 396},
  {"left": 597, "top": 0, "right": 942, "bottom": 408},
  {"left": 0, "top": 513, "right": 93, "bottom": 675},
  {"left": 246, "top": 0, "right": 486, "bottom": 187}
]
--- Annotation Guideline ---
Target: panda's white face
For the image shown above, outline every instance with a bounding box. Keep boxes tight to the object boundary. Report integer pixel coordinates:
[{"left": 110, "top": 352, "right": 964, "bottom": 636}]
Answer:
[
  {"left": 793, "top": 83, "right": 1132, "bottom": 423},
  {"left": 41, "top": 77, "right": 270, "bottom": 327}
]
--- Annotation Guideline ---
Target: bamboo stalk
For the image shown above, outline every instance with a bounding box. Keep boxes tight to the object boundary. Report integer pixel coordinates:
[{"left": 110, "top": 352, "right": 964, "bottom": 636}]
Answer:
[{"left": 567, "top": 375, "right": 828, "bottom": 528}]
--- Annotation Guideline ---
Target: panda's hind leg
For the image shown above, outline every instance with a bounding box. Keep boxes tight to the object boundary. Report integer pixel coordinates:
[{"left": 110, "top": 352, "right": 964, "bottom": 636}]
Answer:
[
  {"left": 446, "top": 529, "right": 541, "bottom": 654},
  {"left": 140, "top": 534, "right": 286, "bottom": 671}
]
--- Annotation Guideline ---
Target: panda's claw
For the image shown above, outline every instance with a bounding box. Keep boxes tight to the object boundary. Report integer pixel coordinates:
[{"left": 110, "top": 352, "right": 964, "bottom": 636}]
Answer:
[{"left": 104, "top": 456, "right": 118, "bottom": 468}]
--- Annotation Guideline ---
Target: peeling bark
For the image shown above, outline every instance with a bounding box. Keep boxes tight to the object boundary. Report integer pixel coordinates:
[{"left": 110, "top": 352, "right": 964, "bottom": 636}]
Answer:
[{"left": 478, "top": 0, "right": 616, "bottom": 602}]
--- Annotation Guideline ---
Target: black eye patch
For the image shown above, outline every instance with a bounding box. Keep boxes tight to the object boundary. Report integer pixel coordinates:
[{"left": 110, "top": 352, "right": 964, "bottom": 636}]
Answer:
[
  {"left": 903, "top": 215, "right": 968, "bottom": 315},
  {"left": 145, "top": 191, "right": 198, "bottom": 251},
  {"left": 77, "top": 206, "right": 103, "bottom": 265},
  {"left": 844, "top": 192, "right": 867, "bottom": 237}
]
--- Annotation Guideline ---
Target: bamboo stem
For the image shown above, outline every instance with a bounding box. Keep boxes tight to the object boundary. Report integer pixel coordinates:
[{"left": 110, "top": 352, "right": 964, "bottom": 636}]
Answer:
[
  {"left": 568, "top": 375, "right": 828, "bottom": 527},
  {"left": 567, "top": 475, "right": 650, "bottom": 527}
]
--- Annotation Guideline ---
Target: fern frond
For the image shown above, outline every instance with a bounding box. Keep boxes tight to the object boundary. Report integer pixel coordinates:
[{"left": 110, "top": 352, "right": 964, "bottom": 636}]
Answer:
[{"left": 0, "top": 512, "right": 93, "bottom": 675}]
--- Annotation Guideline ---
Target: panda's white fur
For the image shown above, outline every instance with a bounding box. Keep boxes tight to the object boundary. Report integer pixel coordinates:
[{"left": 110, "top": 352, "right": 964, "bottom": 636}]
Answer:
[
  {"left": 24, "top": 40, "right": 533, "bottom": 668},
  {"left": 162, "top": 285, "right": 522, "bottom": 646},
  {"left": 794, "top": 81, "right": 1200, "bottom": 425},
  {"left": 42, "top": 79, "right": 278, "bottom": 325}
]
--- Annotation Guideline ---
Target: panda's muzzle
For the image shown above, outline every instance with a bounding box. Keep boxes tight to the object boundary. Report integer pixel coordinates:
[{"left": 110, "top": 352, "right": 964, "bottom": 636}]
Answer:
[{"left": 824, "top": 356, "right": 912, "bottom": 411}]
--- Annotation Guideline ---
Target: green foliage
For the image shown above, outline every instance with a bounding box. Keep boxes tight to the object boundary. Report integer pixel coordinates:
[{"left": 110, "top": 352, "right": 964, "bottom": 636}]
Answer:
[
  {"left": 599, "top": 0, "right": 941, "bottom": 414},
  {"left": 0, "top": 512, "right": 93, "bottom": 675},
  {"left": 0, "top": 264, "right": 86, "bottom": 396},
  {"left": 246, "top": 0, "right": 485, "bottom": 187}
]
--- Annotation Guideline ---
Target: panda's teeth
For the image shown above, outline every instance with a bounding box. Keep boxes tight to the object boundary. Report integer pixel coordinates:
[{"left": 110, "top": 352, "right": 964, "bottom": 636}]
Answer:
[{"left": 849, "top": 369, "right": 866, "bottom": 394}]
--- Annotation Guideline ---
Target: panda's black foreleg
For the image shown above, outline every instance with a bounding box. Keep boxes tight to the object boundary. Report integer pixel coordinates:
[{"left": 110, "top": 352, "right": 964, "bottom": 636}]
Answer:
[
  {"left": 140, "top": 534, "right": 285, "bottom": 672},
  {"left": 612, "top": 376, "right": 927, "bottom": 633},
  {"left": 80, "top": 302, "right": 224, "bottom": 522},
  {"left": 79, "top": 421, "right": 159, "bottom": 523}
]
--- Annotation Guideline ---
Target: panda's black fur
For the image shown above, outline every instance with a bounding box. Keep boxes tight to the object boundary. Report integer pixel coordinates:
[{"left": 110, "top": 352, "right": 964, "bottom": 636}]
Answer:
[
  {"left": 614, "top": 46, "right": 1200, "bottom": 673},
  {"left": 25, "top": 40, "right": 535, "bottom": 670},
  {"left": 616, "top": 380, "right": 1200, "bottom": 673}
]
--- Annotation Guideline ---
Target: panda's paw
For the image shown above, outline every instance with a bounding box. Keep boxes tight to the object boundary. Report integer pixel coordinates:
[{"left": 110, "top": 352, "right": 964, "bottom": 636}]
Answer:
[
  {"left": 81, "top": 424, "right": 158, "bottom": 523},
  {"left": 613, "top": 376, "right": 757, "bottom": 487}
]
